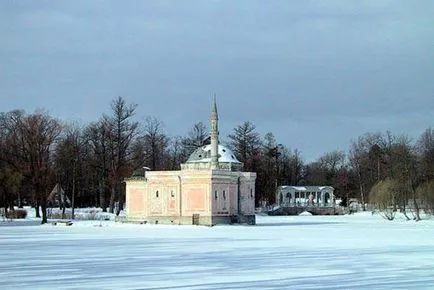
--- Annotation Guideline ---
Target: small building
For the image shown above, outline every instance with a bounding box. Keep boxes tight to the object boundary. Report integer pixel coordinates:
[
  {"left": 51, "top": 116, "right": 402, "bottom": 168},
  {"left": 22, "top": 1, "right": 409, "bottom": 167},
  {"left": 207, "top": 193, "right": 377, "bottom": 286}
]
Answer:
[
  {"left": 123, "top": 98, "right": 256, "bottom": 226},
  {"left": 47, "top": 183, "right": 70, "bottom": 207},
  {"left": 276, "top": 185, "right": 335, "bottom": 207}
]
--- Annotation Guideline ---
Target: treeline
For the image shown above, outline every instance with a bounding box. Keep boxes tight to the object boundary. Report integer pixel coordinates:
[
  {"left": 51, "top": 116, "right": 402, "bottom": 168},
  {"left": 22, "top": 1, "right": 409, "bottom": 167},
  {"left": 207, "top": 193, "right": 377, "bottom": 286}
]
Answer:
[
  {"left": 360, "top": 131, "right": 434, "bottom": 220},
  {"left": 1, "top": 97, "right": 433, "bottom": 222}
]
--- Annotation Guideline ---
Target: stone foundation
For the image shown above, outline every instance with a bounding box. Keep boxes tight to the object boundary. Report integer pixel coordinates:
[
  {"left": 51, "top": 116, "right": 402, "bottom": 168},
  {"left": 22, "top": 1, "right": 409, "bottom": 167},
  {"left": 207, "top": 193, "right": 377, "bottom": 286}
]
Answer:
[
  {"left": 237, "top": 214, "right": 256, "bottom": 225},
  {"left": 116, "top": 214, "right": 256, "bottom": 226},
  {"left": 267, "top": 206, "right": 344, "bottom": 216}
]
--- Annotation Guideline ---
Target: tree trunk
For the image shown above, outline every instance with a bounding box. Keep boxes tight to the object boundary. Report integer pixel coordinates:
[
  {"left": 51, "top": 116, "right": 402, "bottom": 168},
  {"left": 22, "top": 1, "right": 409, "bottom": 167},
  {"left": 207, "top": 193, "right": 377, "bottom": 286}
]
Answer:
[
  {"left": 117, "top": 200, "right": 123, "bottom": 216},
  {"left": 41, "top": 203, "right": 48, "bottom": 224},
  {"left": 99, "top": 180, "right": 106, "bottom": 212},
  {"left": 71, "top": 165, "right": 76, "bottom": 219},
  {"left": 35, "top": 203, "right": 41, "bottom": 218},
  {"left": 357, "top": 170, "right": 366, "bottom": 211},
  {"left": 109, "top": 186, "right": 116, "bottom": 214},
  {"left": 402, "top": 204, "right": 411, "bottom": 221},
  {"left": 412, "top": 193, "right": 421, "bottom": 221},
  {"left": 71, "top": 180, "right": 75, "bottom": 220},
  {"left": 18, "top": 191, "right": 22, "bottom": 208},
  {"left": 61, "top": 203, "right": 66, "bottom": 219},
  {"left": 359, "top": 183, "right": 365, "bottom": 211}
]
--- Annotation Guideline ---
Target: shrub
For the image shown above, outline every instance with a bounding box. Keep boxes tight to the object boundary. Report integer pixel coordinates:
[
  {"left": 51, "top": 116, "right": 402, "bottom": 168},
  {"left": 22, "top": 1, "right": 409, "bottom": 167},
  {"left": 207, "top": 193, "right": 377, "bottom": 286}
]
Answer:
[
  {"left": 5, "top": 209, "right": 28, "bottom": 219},
  {"left": 47, "top": 212, "right": 72, "bottom": 219},
  {"left": 369, "top": 179, "right": 397, "bottom": 220},
  {"left": 46, "top": 208, "right": 112, "bottom": 221}
]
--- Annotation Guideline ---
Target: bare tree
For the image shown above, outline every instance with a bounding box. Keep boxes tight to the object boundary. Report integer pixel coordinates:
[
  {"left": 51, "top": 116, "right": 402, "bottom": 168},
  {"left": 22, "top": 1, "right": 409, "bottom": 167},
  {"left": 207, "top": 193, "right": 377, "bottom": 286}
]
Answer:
[
  {"left": 54, "top": 123, "right": 84, "bottom": 219},
  {"left": 130, "top": 137, "right": 147, "bottom": 171},
  {"left": 15, "top": 111, "right": 62, "bottom": 224},
  {"left": 167, "top": 136, "right": 189, "bottom": 170},
  {"left": 302, "top": 162, "right": 327, "bottom": 186},
  {"left": 106, "top": 97, "right": 139, "bottom": 213},
  {"left": 183, "top": 122, "right": 209, "bottom": 155},
  {"left": 261, "top": 133, "right": 280, "bottom": 201},
  {"left": 416, "top": 180, "right": 434, "bottom": 214},
  {"left": 388, "top": 135, "right": 419, "bottom": 220},
  {"left": 142, "top": 116, "right": 168, "bottom": 170},
  {"left": 228, "top": 121, "right": 261, "bottom": 172},
  {"left": 416, "top": 127, "right": 434, "bottom": 181},
  {"left": 0, "top": 164, "right": 22, "bottom": 214},
  {"left": 283, "top": 148, "right": 304, "bottom": 186},
  {"left": 349, "top": 139, "right": 368, "bottom": 210},
  {"left": 415, "top": 129, "right": 434, "bottom": 215},
  {"left": 0, "top": 110, "right": 27, "bottom": 210},
  {"left": 349, "top": 133, "right": 392, "bottom": 208},
  {"left": 85, "top": 118, "right": 111, "bottom": 212}
]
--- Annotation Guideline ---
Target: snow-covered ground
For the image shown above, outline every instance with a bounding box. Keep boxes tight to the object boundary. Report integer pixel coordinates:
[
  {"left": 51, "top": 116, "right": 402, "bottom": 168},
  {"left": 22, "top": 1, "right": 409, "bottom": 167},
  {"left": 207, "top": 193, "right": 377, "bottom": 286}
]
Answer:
[{"left": 1, "top": 212, "right": 434, "bottom": 289}]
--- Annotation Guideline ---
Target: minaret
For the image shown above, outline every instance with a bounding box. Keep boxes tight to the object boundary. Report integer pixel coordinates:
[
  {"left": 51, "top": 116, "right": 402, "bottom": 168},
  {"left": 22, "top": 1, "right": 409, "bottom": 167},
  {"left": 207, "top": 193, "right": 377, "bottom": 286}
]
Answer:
[{"left": 210, "top": 94, "right": 219, "bottom": 169}]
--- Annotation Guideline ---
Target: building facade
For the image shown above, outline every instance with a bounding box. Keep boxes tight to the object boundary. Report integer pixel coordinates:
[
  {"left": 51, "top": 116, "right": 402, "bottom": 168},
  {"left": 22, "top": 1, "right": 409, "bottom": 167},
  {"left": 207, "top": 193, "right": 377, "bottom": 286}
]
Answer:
[
  {"left": 123, "top": 98, "right": 256, "bottom": 226},
  {"left": 276, "top": 185, "right": 335, "bottom": 207}
]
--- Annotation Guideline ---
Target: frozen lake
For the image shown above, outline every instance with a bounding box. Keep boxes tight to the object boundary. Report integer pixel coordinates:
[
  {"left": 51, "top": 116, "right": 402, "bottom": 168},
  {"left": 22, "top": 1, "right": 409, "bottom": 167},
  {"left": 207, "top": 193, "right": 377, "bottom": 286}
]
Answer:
[{"left": 1, "top": 213, "right": 434, "bottom": 289}]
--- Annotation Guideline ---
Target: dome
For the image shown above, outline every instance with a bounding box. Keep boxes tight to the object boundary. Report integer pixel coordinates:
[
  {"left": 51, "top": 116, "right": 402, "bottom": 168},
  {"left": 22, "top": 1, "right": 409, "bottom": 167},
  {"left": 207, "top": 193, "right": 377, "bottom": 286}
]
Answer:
[{"left": 187, "top": 144, "right": 240, "bottom": 163}]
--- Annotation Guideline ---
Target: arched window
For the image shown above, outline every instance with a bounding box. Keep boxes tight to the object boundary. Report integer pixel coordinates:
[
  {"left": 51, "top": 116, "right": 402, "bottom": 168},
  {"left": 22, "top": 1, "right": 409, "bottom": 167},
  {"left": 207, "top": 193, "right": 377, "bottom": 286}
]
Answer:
[{"left": 325, "top": 192, "right": 330, "bottom": 204}]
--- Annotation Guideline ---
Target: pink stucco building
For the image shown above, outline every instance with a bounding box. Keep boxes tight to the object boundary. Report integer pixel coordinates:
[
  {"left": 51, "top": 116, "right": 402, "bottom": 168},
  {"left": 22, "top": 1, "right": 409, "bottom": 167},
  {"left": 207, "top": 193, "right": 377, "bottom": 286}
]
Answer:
[{"left": 123, "top": 99, "right": 256, "bottom": 226}]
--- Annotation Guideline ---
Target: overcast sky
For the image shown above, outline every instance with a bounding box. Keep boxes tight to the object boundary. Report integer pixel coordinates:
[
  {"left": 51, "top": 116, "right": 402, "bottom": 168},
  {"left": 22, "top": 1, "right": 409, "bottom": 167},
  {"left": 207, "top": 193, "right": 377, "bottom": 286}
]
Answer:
[{"left": 1, "top": 1, "right": 433, "bottom": 161}]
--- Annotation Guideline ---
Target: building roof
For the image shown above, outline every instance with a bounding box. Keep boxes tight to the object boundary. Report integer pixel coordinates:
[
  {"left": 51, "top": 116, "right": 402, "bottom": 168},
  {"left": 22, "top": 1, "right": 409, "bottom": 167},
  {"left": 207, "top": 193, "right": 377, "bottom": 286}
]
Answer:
[
  {"left": 278, "top": 185, "right": 334, "bottom": 192},
  {"left": 186, "top": 144, "right": 240, "bottom": 163},
  {"left": 47, "top": 183, "right": 71, "bottom": 205}
]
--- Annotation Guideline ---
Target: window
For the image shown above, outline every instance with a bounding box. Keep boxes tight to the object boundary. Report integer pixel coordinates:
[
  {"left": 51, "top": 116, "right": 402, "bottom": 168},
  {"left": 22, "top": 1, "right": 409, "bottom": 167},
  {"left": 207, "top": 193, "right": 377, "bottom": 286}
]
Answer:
[
  {"left": 250, "top": 188, "right": 253, "bottom": 198},
  {"left": 156, "top": 191, "right": 159, "bottom": 198},
  {"left": 171, "top": 191, "right": 175, "bottom": 198},
  {"left": 223, "top": 190, "right": 226, "bottom": 200},
  {"left": 215, "top": 190, "right": 218, "bottom": 200}
]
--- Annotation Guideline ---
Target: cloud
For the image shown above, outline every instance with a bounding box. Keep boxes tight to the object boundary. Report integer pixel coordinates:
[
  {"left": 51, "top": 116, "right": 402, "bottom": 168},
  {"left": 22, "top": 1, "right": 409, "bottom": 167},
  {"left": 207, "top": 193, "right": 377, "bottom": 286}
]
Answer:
[{"left": 1, "top": 0, "right": 433, "bottom": 161}]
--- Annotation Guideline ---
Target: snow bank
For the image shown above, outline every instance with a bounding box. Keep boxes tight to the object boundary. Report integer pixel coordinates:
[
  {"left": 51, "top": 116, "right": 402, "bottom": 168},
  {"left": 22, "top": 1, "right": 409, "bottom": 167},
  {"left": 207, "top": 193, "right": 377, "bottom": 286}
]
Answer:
[
  {"left": 1, "top": 214, "right": 434, "bottom": 289},
  {"left": 22, "top": 206, "right": 116, "bottom": 221}
]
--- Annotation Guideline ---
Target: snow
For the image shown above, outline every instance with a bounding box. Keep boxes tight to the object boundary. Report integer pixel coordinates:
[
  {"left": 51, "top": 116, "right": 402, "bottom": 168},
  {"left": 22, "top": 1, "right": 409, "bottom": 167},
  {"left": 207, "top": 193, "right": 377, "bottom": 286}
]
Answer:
[
  {"left": 189, "top": 144, "right": 240, "bottom": 163},
  {"left": 293, "top": 186, "right": 307, "bottom": 191},
  {"left": 1, "top": 213, "right": 434, "bottom": 289},
  {"left": 25, "top": 206, "right": 117, "bottom": 221}
]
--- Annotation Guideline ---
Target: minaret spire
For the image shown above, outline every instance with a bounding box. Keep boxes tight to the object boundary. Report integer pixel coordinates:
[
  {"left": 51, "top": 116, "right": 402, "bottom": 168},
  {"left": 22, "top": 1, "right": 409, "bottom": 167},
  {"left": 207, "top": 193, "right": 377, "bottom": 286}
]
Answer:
[
  {"left": 210, "top": 94, "right": 219, "bottom": 169},
  {"left": 212, "top": 94, "right": 218, "bottom": 115}
]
